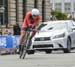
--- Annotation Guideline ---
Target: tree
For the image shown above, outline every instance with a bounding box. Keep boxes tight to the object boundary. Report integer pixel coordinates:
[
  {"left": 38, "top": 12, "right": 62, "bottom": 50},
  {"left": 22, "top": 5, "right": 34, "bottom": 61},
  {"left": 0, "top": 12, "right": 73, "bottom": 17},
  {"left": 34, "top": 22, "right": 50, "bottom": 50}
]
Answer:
[{"left": 51, "top": 10, "right": 68, "bottom": 20}]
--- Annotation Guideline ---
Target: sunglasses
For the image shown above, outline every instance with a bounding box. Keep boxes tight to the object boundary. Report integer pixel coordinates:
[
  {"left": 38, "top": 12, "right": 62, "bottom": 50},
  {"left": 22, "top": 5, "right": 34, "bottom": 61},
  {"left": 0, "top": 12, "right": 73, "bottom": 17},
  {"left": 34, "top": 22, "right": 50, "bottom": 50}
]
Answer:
[{"left": 33, "top": 15, "right": 38, "bottom": 17}]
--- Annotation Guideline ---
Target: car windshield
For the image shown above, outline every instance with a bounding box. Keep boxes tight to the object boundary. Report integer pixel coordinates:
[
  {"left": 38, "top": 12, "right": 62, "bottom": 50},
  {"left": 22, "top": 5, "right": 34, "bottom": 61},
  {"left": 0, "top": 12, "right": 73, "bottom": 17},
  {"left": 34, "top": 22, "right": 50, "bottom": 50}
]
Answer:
[
  {"left": 37, "top": 24, "right": 47, "bottom": 30},
  {"left": 41, "top": 22, "right": 67, "bottom": 30}
]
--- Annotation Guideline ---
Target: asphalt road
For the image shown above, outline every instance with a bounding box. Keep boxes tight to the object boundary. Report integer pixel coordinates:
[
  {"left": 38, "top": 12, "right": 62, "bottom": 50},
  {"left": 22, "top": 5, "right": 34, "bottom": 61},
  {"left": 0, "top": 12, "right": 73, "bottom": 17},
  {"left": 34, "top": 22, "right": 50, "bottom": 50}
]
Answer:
[{"left": 0, "top": 50, "right": 75, "bottom": 67}]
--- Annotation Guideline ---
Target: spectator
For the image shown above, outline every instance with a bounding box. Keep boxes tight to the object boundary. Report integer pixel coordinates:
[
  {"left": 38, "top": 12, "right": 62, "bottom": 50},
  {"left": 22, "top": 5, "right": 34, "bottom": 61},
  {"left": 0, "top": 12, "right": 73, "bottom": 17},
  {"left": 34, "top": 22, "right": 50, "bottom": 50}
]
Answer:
[
  {"left": 13, "top": 23, "right": 21, "bottom": 35},
  {"left": 0, "top": 31, "right": 2, "bottom": 35},
  {"left": 4, "top": 24, "right": 12, "bottom": 35}
]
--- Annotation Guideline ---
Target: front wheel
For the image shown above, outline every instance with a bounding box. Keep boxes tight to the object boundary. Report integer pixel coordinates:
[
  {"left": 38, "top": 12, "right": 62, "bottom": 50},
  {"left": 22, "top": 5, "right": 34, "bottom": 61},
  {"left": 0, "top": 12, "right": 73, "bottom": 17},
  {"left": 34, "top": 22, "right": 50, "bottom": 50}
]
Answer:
[
  {"left": 19, "top": 46, "right": 27, "bottom": 59},
  {"left": 64, "top": 38, "right": 71, "bottom": 53}
]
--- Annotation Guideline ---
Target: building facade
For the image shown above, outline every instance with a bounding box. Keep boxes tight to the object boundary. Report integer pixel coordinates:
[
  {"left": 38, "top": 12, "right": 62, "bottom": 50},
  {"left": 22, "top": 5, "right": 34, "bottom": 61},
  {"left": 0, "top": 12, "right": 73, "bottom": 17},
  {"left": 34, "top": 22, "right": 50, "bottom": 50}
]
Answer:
[
  {"left": 50, "top": 0, "right": 75, "bottom": 15},
  {"left": 0, "top": 0, "right": 51, "bottom": 26}
]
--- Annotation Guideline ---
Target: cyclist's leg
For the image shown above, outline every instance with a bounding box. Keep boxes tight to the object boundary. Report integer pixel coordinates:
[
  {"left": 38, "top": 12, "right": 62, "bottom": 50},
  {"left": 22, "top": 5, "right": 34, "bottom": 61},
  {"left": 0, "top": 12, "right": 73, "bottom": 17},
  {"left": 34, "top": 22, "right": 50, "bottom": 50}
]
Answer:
[
  {"left": 19, "top": 27, "right": 27, "bottom": 53},
  {"left": 29, "top": 27, "right": 36, "bottom": 46},
  {"left": 30, "top": 31, "right": 36, "bottom": 40}
]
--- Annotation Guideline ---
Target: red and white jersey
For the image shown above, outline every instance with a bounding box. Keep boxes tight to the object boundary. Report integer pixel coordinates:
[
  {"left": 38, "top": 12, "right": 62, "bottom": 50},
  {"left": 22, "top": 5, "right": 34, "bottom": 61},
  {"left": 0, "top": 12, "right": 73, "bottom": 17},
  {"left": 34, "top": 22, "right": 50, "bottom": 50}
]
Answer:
[{"left": 22, "top": 11, "right": 41, "bottom": 28}]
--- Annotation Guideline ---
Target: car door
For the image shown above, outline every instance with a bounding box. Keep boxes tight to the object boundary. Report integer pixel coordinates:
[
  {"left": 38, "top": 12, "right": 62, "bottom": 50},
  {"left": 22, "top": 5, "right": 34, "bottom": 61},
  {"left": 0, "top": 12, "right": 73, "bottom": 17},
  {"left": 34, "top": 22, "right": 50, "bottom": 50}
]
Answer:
[
  {"left": 71, "top": 21, "right": 75, "bottom": 47},
  {"left": 68, "top": 21, "right": 75, "bottom": 47}
]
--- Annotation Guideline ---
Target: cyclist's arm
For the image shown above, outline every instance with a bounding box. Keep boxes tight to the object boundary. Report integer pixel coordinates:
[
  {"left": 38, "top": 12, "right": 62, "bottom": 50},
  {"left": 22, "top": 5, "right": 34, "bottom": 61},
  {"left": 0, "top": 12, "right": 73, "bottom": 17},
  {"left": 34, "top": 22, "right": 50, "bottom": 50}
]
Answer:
[
  {"left": 25, "top": 12, "right": 31, "bottom": 27},
  {"left": 33, "top": 16, "right": 41, "bottom": 26}
]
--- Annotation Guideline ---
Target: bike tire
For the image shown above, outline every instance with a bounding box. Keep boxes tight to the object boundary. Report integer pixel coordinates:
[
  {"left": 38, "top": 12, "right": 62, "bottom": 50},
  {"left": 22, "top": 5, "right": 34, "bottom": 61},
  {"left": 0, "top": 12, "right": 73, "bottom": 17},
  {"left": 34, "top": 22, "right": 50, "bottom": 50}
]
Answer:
[
  {"left": 22, "top": 49, "right": 27, "bottom": 59},
  {"left": 19, "top": 46, "right": 27, "bottom": 59},
  {"left": 22, "top": 42, "right": 31, "bottom": 59},
  {"left": 19, "top": 51, "right": 22, "bottom": 59},
  {"left": 19, "top": 51, "right": 23, "bottom": 59},
  {"left": 19, "top": 38, "right": 29, "bottom": 59},
  {"left": 19, "top": 45, "right": 24, "bottom": 59},
  {"left": 19, "top": 30, "right": 32, "bottom": 59}
]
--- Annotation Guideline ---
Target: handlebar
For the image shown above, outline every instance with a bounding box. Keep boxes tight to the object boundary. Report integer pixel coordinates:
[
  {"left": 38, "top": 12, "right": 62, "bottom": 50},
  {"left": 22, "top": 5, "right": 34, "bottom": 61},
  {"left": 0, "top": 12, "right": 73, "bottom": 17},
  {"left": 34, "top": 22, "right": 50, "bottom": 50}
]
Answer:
[
  {"left": 27, "top": 28, "right": 37, "bottom": 32},
  {"left": 27, "top": 28, "right": 47, "bottom": 32}
]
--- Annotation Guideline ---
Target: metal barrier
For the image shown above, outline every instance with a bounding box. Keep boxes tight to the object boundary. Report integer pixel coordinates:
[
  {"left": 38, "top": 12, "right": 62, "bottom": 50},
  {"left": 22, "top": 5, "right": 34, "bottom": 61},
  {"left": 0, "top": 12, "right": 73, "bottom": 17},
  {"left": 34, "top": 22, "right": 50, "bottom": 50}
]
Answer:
[{"left": 0, "top": 35, "right": 20, "bottom": 54}]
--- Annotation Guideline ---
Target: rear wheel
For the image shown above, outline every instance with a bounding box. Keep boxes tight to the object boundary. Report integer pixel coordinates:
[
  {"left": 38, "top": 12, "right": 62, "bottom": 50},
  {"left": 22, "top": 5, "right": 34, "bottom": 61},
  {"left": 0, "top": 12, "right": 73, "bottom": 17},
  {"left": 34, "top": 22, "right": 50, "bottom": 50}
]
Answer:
[
  {"left": 64, "top": 38, "right": 71, "bottom": 53},
  {"left": 45, "top": 49, "right": 52, "bottom": 54}
]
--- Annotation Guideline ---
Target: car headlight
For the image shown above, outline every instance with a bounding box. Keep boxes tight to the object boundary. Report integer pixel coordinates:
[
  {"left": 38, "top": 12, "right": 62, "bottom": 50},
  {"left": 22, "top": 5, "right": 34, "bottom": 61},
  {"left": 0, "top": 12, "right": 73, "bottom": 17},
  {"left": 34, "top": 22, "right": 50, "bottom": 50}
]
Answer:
[{"left": 53, "top": 33, "right": 65, "bottom": 39}]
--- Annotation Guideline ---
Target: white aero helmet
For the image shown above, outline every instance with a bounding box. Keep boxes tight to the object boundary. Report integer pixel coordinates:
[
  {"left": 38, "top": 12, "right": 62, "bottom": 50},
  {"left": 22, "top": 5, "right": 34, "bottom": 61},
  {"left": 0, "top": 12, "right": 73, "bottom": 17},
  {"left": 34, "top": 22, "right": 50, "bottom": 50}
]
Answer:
[{"left": 32, "top": 8, "right": 40, "bottom": 16}]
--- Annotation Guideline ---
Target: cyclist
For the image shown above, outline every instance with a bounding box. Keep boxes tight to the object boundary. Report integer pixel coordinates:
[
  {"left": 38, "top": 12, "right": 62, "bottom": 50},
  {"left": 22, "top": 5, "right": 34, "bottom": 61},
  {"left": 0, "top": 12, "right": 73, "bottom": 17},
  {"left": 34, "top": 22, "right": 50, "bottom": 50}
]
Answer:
[{"left": 18, "top": 8, "right": 41, "bottom": 53}]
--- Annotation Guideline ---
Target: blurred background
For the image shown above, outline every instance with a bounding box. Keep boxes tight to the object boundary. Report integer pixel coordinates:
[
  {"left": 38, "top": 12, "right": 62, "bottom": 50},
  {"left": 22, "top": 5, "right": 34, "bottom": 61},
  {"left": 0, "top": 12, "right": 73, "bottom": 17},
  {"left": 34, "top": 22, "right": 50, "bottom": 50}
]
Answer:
[
  {"left": 0, "top": 0, "right": 51, "bottom": 35},
  {"left": 0, "top": 0, "right": 75, "bottom": 35}
]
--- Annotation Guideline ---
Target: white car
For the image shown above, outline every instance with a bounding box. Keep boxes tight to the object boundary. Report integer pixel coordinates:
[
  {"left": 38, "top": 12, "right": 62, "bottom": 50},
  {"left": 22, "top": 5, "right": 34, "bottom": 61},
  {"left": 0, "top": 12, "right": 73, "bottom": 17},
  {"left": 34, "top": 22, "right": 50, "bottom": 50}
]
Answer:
[{"left": 28, "top": 20, "right": 75, "bottom": 54}]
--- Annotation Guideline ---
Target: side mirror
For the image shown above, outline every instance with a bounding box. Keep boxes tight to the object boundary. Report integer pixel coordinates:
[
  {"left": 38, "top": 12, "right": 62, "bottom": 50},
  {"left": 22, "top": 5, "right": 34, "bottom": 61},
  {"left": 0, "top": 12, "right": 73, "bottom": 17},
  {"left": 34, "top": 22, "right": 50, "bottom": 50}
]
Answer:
[{"left": 71, "top": 26, "right": 75, "bottom": 30}]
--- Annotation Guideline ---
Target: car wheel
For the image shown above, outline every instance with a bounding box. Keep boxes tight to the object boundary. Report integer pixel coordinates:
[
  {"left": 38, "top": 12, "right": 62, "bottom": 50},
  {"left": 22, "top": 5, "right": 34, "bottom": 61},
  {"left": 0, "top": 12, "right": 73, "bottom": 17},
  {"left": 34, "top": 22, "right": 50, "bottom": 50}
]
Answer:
[
  {"left": 64, "top": 38, "right": 71, "bottom": 53},
  {"left": 45, "top": 49, "right": 52, "bottom": 54},
  {"left": 27, "top": 50, "right": 35, "bottom": 54}
]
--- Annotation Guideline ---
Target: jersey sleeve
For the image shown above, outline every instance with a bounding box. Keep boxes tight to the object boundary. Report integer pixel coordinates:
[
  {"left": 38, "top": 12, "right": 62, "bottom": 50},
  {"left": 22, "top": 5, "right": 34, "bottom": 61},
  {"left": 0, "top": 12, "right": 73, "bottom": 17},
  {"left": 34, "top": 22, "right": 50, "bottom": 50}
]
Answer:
[
  {"left": 33, "top": 16, "right": 41, "bottom": 26},
  {"left": 25, "top": 12, "right": 31, "bottom": 27},
  {"left": 22, "top": 17, "right": 26, "bottom": 27}
]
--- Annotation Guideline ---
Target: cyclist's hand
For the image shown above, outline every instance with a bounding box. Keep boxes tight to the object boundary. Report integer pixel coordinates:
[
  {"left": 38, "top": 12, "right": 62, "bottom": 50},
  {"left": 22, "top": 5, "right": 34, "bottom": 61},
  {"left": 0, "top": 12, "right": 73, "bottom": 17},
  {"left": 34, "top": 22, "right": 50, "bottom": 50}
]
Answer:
[{"left": 29, "top": 24, "right": 32, "bottom": 28}]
